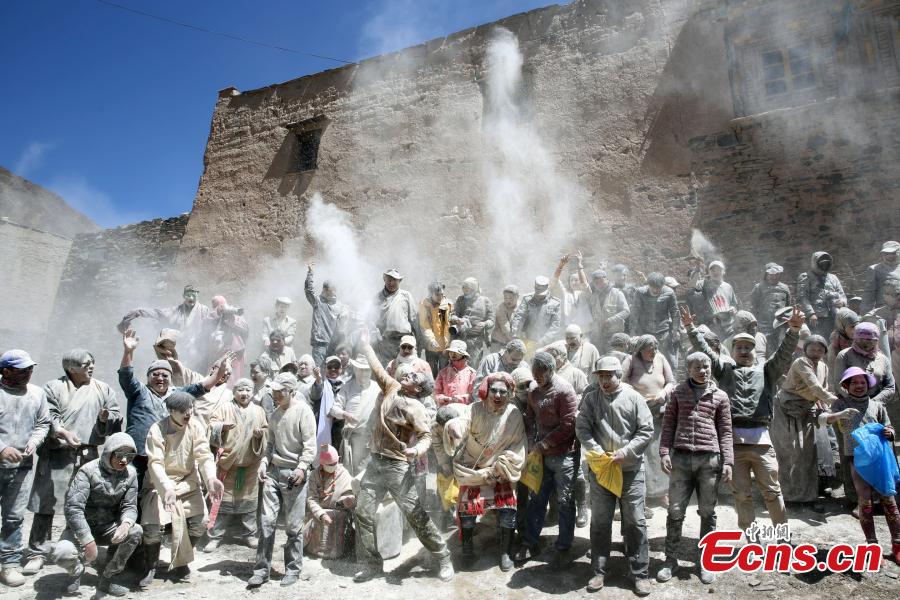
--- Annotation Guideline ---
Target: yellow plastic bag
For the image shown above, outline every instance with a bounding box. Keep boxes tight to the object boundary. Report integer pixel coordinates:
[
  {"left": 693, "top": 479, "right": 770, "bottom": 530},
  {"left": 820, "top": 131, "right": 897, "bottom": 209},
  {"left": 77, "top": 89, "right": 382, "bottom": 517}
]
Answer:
[
  {"left": 585, "top": 450, "right": 623, "bottom": 498},
  {"left": 520, "top": 450, "right": 544, "bottom": 493},
  {"left": 436, "top": 472, "right": 459, "bottom": 511}
]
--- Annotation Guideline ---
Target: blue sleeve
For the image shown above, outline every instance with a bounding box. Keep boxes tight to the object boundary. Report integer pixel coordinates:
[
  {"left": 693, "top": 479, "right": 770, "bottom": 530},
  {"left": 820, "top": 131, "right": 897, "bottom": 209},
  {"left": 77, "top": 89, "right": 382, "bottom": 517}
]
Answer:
[
  {"left": 117, "top": 367, "right": 144, "bottom": 407},
  {"left": 180, "top": 383, "right": 207, "bottom": 398}
]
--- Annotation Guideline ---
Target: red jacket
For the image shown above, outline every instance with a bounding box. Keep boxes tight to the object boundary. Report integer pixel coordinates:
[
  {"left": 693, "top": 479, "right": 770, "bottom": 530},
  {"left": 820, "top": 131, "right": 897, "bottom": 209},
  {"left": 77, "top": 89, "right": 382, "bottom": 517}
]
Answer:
[
  {"left": 525, "top": 374, "right": 578, "bottom": 456},
  {"left": 660, "top": 379, "right": 734, "bottom": 466}
]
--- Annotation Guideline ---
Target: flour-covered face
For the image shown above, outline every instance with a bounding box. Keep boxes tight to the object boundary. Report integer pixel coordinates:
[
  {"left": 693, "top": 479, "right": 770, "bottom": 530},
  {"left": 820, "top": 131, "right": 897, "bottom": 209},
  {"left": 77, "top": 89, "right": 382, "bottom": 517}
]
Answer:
[
  {"left": 233, "top": 385, "right": 252, "bottom": 406},
  {"left": 488, "top": 384, "right": 510, "bottom": 411},
  {"left": 148, "top": 369, "right": 171, "bottom": 395},
  {"left": 183, "top": 291, "right": 198, "bottom": 308},
  {"left": 597, "top": 371, "right": 621, "bottom": 394},
  {"left": 733, "top": 341, "right": 756, "bottom": 366},
  {"left": 688, "top": 361, "right": 710, "bottom": 385}
]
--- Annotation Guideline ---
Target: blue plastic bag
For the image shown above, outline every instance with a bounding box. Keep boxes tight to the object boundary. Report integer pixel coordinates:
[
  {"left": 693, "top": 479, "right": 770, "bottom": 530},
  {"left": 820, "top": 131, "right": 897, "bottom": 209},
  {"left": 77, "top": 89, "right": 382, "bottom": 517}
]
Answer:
[{"left": 851, "top": 423, "right": 900, "bottom": 497}]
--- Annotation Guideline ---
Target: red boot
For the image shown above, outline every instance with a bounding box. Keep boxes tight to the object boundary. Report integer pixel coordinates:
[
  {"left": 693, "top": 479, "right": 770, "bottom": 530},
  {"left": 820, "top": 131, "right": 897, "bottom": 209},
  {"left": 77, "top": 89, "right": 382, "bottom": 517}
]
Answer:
[
  {"left": 859, "top": 503, "right": 877, "bottom": 543},
  {"left": 892, "top": 542, "right": 900, "bottom": 565}
]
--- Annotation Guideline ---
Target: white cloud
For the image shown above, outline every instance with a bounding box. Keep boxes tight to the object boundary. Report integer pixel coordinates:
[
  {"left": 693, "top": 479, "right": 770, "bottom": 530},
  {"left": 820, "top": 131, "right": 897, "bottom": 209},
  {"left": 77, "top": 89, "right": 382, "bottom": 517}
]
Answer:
[
  {"left": 46, "top": 175, "right": 153, "bottom": 228},
  {"left": 14, "top": 141, "right": 55, "bottom": 178}
]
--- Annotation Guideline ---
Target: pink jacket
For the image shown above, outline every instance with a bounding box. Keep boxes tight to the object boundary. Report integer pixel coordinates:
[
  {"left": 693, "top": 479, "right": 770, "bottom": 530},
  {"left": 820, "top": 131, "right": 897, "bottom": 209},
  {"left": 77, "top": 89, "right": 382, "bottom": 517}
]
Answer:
[{"left": 434, "top": 365, "right": 477, "bottom": 406}]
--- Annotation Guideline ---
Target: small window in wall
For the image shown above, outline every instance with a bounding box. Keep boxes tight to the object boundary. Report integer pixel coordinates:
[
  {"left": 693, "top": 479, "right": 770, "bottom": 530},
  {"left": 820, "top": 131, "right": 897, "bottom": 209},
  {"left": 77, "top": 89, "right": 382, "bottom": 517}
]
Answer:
[
  {"left": 762, "top": 42, "right": 817, "bottom": 97},
  {"left": 296, "top": 129, "right": 322, "bottom": 172}
]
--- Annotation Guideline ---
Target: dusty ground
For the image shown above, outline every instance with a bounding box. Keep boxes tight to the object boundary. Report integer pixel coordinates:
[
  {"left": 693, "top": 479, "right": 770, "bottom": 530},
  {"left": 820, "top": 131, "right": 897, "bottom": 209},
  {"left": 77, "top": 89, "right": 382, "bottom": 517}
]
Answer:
[{"left": 3, "top": 489, "right": 898, "bottom": 600}]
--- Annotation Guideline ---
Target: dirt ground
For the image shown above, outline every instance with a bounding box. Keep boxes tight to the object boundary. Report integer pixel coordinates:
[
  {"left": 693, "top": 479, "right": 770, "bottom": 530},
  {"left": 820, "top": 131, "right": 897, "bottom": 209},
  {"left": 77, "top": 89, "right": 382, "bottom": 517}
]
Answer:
[{"left": 3, "top": 488, "right": 898, "bottom": 600}]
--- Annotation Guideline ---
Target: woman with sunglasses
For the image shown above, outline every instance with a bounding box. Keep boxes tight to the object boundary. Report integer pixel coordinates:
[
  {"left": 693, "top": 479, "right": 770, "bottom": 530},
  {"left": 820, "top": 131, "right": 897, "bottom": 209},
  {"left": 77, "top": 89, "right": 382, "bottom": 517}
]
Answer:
[{"left": 454, "top": 372, "right": 526, "bottom": 571}]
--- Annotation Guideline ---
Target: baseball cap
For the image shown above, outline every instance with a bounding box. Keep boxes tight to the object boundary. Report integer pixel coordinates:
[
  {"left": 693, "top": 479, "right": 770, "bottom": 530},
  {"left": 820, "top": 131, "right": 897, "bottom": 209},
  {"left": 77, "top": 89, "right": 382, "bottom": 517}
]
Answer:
[{"left": 0, "top": 349, "right": 36, "bottom": 370}]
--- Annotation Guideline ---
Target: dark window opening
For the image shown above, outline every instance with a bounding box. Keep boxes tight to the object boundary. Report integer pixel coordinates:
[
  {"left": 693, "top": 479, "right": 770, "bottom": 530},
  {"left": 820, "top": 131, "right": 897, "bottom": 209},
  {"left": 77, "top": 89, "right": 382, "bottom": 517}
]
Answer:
[
  {"left": 762, "top": 42, "right": 817, "bottom": 97},
  {"left": 296, "top": 129, "right": 322, "bottom": 172}
]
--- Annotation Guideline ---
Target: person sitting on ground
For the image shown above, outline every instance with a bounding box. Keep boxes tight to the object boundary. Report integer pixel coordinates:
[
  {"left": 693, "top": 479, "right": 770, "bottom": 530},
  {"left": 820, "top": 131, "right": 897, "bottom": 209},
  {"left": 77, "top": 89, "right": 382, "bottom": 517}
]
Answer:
[
  {"left": 204, "top": 378, "right": 267, "bottom": 552},
  {"left": 304, "top": 444, "right": 356, "bottom": 559},
  {"left": 453, "top": 372, "right": 525, "bottom": 572},
  {"left": 51, "top": 433, "right": 142, "bottom": 597}
]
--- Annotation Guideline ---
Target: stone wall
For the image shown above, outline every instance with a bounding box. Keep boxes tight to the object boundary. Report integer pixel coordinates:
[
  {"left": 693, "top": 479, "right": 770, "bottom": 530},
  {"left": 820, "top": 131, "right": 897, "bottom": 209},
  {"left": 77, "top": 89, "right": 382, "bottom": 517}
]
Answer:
[
  {"left": 0, "top": 219, "right": 73, "bottom": 361},
  {"left": 40, "top": 215, "right": 190, "bottom": 385}
]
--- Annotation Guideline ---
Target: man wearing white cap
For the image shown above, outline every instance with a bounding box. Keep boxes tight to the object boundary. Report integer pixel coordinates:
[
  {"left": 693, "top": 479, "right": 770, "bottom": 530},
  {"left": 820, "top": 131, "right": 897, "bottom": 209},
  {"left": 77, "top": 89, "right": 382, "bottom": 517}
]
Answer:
[
  {"left": 373, "top": 268, "right": 419, "bottom": 365},
  {"left": 262, "top": 297, "right": 297, "bottom": 349},
  {"left": 686, "top": 261, "right": 740, "bottom": 335},
  {"left": 750, "top": 262, "right": 791, "bottom": 357},
  {"left": 577, "top": 355, "right": 654, "bottom": 595},
  {"left": 862, "top": 240, "right": 900, "bottom": 314},
  {"left": 511, "top": 276, "right": 562, "bottom": 356},
  {"left": 0, "top": 350, "right": 51, "bottom": 587}
]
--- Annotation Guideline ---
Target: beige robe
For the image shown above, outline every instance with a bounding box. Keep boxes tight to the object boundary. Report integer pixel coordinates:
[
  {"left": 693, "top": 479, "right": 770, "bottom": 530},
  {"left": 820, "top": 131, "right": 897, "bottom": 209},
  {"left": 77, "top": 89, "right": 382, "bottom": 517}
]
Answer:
[
  {"left": 209, "top": 401, "right": 267, "bottom": 508},
  {"left": 453, "top": 400, "right": 525, "bottom": 488},
  {"left": 142, "top": 416, "right": 214, "bottom": 567}
]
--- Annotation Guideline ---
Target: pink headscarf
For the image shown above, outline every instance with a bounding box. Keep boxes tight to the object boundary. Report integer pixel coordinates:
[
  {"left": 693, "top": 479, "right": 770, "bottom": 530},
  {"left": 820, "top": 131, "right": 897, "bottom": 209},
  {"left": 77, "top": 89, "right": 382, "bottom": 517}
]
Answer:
[
  {"left": 851, "top": 322, "right": 879, "bottom": 359},
  {"left": 476, "top": 372, "right": 516, "bottom": 401}
]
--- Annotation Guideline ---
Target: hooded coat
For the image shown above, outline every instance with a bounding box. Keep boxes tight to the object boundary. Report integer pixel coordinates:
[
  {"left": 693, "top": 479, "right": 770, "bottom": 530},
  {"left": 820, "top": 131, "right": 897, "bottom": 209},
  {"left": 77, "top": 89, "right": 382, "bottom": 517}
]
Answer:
[
  {"left": 63, "top": 432, "right": 138, "bottom": 546},
  {"left": 797, "top": 252, "right": 846, "bottom": 321}
]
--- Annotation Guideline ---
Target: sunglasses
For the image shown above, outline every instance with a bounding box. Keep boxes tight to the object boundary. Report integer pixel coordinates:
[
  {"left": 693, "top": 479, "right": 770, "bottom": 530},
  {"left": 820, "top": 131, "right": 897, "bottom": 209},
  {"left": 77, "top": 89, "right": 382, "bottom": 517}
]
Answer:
[
  {"left": 400, "top": 345, "right": 414, "bottom": 350},
  {"left": 490, "top": 388, "right": 509, "bottom": 396},
  {"left": 112, "top": 450, "right": 136, "bottom": 462}
]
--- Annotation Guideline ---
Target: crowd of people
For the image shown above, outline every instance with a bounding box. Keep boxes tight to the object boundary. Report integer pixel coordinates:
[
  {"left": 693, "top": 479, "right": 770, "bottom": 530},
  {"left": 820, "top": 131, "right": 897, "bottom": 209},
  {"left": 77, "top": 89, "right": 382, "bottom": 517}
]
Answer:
[{"left": 1, "top": 244, "right": 899, "bottom": 596}]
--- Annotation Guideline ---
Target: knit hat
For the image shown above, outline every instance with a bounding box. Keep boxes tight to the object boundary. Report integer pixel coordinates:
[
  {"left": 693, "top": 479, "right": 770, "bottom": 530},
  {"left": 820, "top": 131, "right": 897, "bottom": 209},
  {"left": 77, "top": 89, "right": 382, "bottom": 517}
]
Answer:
[
  {"left": 146, "top": 360, "right": 173, "bottom": 376},
  {"left": 319, "top": 444, "right": 339, "bottom": 465}
]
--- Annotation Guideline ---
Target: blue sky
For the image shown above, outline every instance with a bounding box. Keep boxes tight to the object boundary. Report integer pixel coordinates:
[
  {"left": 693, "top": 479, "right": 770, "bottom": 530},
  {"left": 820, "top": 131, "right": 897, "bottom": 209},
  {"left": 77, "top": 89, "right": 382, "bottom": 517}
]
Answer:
[{"left": 1, "top": 0, "right": 557, "bottom": 228}]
